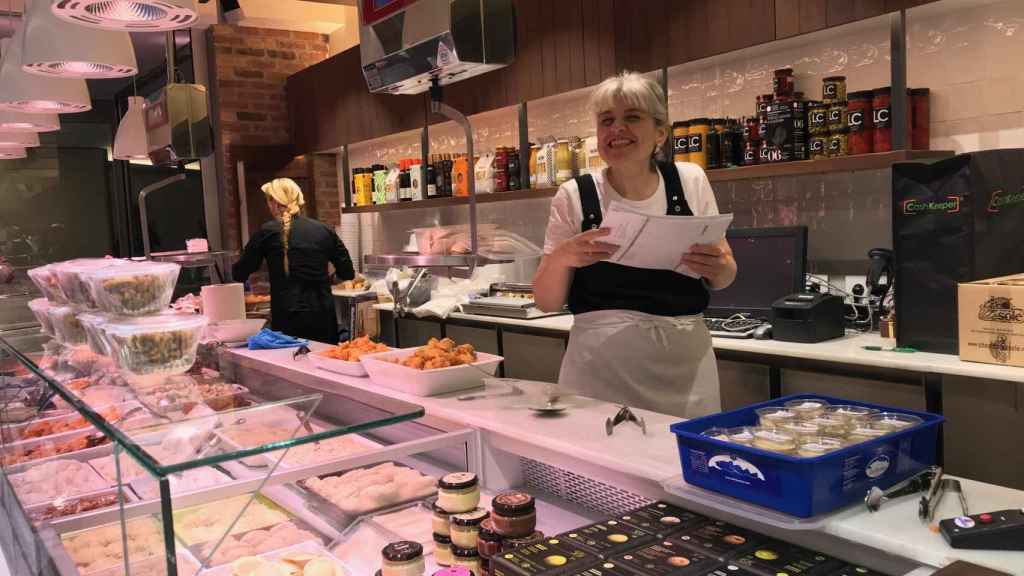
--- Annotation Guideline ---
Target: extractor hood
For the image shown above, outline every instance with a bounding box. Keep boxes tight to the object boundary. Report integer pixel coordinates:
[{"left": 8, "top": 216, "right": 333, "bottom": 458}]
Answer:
[
  {"left": 144, "top": 83, "right": 213, "bottom": 166},
  {"left": 358, "top": 0, "right": 515, "bottom": 95}
]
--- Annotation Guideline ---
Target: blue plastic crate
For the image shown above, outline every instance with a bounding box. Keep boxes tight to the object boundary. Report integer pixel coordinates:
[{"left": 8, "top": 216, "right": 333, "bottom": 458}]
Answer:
[{"left": 670, "top": 394, "right": 943, "bottom": 518}]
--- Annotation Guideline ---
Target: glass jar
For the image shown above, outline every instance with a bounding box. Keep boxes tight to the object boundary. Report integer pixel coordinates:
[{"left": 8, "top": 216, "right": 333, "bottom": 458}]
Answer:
[
  {"left": 822, "top": 76, "right": 846, "bottom": 103},
  {"left": 491, "top": 491, "right": 536, "bottom": 538},
  {"left": 450, "top": 508, "right": 489, "bottom": 549},
  {"left": 911, "top": 87, "right": 930, "bottom": 150},
  {"left": 847, "top": 91, "right": 874, "bottom": 155},
  {"left": 437, "top": 472, "right": 480, "bottom": 514},
  {"left": 809, "top": 135, "right": 828, "bottom": 160},
  {"left": 451, "top": 546, "right": 482, "bottom": 575},
  {"left": 478, "top": 518, "right": 503, "bottom": 559},
  {"left": 784, "top": 398, "right": 830, "bottom": 420},
  {"left": 555, "top": 139, "right": 573, "bottom": 184},
  {"left": 828, "top": 131, "right": 848, "bottom": 157},
  {"left": 672, "top": 121, "right": 690, "bottom": 163},
  {"left": 382, "top": 541, "right": 425, "bottom": 576},
  {"left": 872, "top": 87, "right": 893, "bottom": 152},
  {"left": 434, "top": 533, "right": 453, "bottom": 567},
  {"left": 773, "top": 68, "right": 795, "bottom": 99},
  {"left": 827, "top": 101, "right": 848, "bottom": 133},
  {"left": 433, "top": 501, "right": 452, "bottom": 535},
  {"left": 808, "top": 102, "right": 829, "bottom": 136}
]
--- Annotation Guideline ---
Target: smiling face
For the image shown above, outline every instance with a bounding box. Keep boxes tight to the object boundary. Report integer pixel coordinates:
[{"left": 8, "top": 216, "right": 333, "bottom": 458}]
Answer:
[{"left": 596, "top": 98, "right": 668, "bottom": 169}]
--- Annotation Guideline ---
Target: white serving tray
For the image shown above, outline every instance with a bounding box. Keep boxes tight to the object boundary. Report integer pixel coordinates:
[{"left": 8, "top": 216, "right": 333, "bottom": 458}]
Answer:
[{"left": 359, "top": 348, "right": 503, "bottom": 397}]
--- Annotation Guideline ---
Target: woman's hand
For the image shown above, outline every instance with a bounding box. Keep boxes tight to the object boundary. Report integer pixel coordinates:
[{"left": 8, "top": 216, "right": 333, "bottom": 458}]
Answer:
[
  {"left": 551, "top": 228, "right": 619, "bottom": 269},
  {"left": 680, "top": 239, "right": 737, "bottom": 290}
]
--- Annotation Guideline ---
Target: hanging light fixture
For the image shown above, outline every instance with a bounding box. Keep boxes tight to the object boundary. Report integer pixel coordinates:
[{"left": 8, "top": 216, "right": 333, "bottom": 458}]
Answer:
[
  {"left": 0, "top": 34, "right": 91, "bottom": 114},
  {"left": 0, "top": 109, "right": 60, "bottom": 132},
  {"left": 50, "top": 0, "right": 198, "bottom": 32},
  {"left": 0, "top": 147, "right": 27, "bottom": 159},
  {"left": 22, "top": 0, "right": 137, "bottom": 78},
  {"left": 0, "top": 132, "right": 40, "bottom": 147},
  {"left": 113, "top": 95, "right": 149, "bottom": 160}
]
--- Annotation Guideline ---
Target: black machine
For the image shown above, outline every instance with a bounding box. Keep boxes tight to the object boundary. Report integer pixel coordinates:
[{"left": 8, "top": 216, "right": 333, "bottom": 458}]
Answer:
[
  {"left": 704, "top": 226, "right": 807, "bottom": 338},
  {"left": 939, "top": 509, "right": 1024, "bottom": 551},
  {"left": 771, "top": 293, "right": 846, "bottom": 343}
]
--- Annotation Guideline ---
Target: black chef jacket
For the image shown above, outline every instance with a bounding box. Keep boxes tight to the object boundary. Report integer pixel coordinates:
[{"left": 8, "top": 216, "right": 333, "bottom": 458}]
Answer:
[{"left": 232, "top": 215, "right": 355, "bottom": 344}]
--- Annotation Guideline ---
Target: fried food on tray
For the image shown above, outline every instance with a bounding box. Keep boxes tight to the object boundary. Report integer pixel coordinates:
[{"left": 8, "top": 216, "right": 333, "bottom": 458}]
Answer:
[
  {"left": 390, "top": 337, "right": 478, "bottom": 371},
  {"left": 319, "top": 336, "right": 389, "bottom": 362}
]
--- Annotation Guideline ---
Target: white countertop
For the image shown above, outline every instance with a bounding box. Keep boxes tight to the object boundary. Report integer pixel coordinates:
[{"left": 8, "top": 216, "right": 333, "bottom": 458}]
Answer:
[
  {"left": 374, "top": 303, "right": 1024, "bottom": 383},
  {"left": 228, "top": 346, "right": 1024, "bottom": 575}
]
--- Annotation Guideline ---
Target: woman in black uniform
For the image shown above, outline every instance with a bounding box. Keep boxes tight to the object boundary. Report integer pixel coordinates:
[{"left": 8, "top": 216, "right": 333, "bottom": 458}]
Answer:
[{"left": 232, "top": 178, "right": 355, "bottom": 343}]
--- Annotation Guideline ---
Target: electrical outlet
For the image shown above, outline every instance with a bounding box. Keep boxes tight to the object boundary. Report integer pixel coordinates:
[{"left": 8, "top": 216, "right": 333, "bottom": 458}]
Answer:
[{"left": 845, "top": 275, "right": 867, "bottom": 302}]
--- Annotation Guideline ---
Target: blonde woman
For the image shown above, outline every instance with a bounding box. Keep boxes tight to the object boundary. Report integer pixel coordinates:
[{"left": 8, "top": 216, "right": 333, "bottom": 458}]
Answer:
[
  {"left": 533, "top": 72, "right": 737, "bottom": 418},
  {"left": 232, "top": 178, "right": 355, "bottom": 343}
]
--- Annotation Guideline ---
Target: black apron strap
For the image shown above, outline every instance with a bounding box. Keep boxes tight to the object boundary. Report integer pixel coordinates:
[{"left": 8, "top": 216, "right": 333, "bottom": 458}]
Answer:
[
  {"left": 657, "top": 161, "right": 694, "bottom": 216},
  {"left": 575, "top": 174, "right": 603, "bottom": 232}
]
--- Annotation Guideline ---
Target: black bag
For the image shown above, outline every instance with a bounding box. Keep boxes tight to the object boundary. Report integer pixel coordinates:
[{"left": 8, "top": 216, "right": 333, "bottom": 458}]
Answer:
[{"left": 892, "top": 149, "right": 1024, "bottom": 354}]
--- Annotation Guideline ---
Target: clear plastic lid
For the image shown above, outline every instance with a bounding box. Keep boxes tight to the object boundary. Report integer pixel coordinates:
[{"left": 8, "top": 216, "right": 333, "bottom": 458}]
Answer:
[
  {"left": 28, "top": 298, "right": 55, "bottom": 337},
  {"left": 84, "top": 261, "right": 181, "bottom": 316},
  {"left": 103, "top": 313, "right": 208, "bottom": 337},
  {"left": 104, "top": 314, "right": 208, "bottom": 375},
  {"left": 85, "top": 260, "right": 180, "bottom": 280},
  {"left": 55, "top": 258, "right": 130, "bottom": 308},
  {"left": 27, "top": 264, "right": 66, "bottom": 303},
  {"left": 49, "top": 305, "right": 87, "bottom": 345},
  {"left": 869, "top": 412, "right": 923, "bottom": 431}
]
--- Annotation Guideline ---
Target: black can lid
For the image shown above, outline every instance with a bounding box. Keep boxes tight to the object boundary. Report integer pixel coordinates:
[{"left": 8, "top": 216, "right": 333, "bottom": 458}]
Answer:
[
  {"left": 848, "top": 90, "right": 874, "bottom": 100},
  {"left": 452, "top": 546, "right": 481, "bottom": 558},
  {"left": 451, "top": 508, "right": 490, "bottom": 527},
  {"left": 438, "top": 472, "right": 479, "bottom": 491},
  {"left": 874, "top": 87, "right": 892, "bottom": 96},
  {"left": 493, "top": 491, "right": 536, "bottom": 516},
  {"left": 479, "top": 518, "right": 502, "bottom": 541},
  {"left": 434, "top": 532, "right": 453, "bottom": 545},
  {"left": 910, "top": 87, "right": 931, "bottom": 96},
  {"left": 382, "top": 541, "right": 424, "bottom": 562},
  {"left": 672, "top": 120, "right": 690, "bottom": 128},
  {"left": 823, "top": 76, "right": 847, "bottom": 82}
]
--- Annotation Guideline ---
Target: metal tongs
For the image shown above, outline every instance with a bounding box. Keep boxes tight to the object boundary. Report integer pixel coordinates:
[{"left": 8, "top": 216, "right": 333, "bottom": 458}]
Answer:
[
  {"left": 606, "top": 405, "right": 647, "bottom": 436},
  {"left": 865, "top": 466, "right": 939, "bottom": 512},
  {"left": 920, "top": 474, "right": 969, "bottom": 522}
]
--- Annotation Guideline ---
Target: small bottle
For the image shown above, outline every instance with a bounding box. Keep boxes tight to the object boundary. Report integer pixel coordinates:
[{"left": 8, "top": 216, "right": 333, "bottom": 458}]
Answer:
[
  {"left": 399, "top": 160, "right": 412, "bottom": 202},
  {"left": 410, "top": 159, "right": 424, "bottom": 201},
  {"left": 426, "top": 158, "right": 438, "bottom": 198},
  {"left": 508, "top": 149, "right": 521, "bottom": 190},
  {"left": 442, "top": 154, "right": 454, "bottom": 197}
]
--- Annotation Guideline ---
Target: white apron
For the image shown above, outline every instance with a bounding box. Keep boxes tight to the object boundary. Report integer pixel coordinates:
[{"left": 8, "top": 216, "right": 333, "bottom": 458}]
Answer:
[{"left": 557, "top": 309, "right": 721, "bottom": 419}]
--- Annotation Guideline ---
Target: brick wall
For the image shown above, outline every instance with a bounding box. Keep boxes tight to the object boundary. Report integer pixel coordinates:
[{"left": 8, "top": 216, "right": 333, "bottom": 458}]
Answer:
[
  {"left": 207, "top": 25, "right": 331, "bottom": 251},
  {"left": 313, "top": 153, "right": 340, "bottom": 229}
]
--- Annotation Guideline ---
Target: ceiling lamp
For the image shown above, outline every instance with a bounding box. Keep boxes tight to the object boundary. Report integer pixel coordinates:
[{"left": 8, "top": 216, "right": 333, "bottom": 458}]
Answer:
[
  {"left": 0, "top": 110, "right": 60, "bottom": 132},
  {"left": 113, "top": 96, "right": 149, "bottom": 160},
  {"left": 0, "top": 132, "right": 41, "bottom": 147},
  {"left": 22, "top": 0, "right": 137, "bottom": 78},
  {"left": 50, "top": 0, "right": 199, "bottom": 31},
  {"left": 0, "top": 148, "right": 27, "bottom": 160},
  {"left": 0, "top": 35, "right": 91, "bottom": 114}
]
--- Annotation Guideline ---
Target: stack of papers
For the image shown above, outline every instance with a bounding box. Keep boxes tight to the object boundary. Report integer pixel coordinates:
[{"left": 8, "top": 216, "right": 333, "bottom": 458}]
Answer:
[{"left": 600, "top": 202, "right": 733, "bottom": 278}]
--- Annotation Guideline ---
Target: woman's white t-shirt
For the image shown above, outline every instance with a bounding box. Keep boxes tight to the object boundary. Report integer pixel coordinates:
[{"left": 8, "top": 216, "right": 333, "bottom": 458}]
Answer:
[{"left": 542, "top": 162, "right": 720, "bottom": 254}]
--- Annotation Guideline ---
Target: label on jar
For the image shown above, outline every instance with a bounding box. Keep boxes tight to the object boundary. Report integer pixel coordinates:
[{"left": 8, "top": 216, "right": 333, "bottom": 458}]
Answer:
[
  {"left": 688, "top": 134, "right": 703, "bottom": 154},
  {"left": 743, "top": 147, "right": 757, "bottom": 165},
  {"left": 673, "top": 136, "right": 688, "bottom": 154},
  {"left": 758, "top": 145, "right": 770, "bottom": 164},
  {"left": 874, "top": 106, "right": 891, "bottom": 128},
  {"left": 848, "top": 110, "right": 866, "bottom": 131},
  {"left": 611, "top": 541, "right": 716, "bottom": 576},
  {"left": 757, "top": 122, "right": 768, "bottom": 139},
  {"left": 809, "top": 109, "right": 828, "bottom": 133},
  {"left": 810, "top": 137, "right": 826, "bottom": 156}
]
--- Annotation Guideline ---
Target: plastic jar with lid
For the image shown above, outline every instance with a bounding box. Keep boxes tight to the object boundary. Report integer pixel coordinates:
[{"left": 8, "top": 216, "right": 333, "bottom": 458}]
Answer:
[
  {"left": 755, "top": 406, "right": 797, "bottom": 428},
  {"left": 672, "top": 121, "right": 690, "bottom": 163},
  {"left": 687, "top": 118, "right": 710, "bottom": 168},
  {"left": 827, "top": 101, "right": 848, "bottom": 133},
  {"left": 450, "top": 508, "right": 489, "bottom": 549},
  {"left": 872, "top": 88, "right": 893, "bottom": 152},
  {"left": 826, "top": 405, "right": 880, "bottom": 426},
  {"left": 751, "top": 427, "right": 798, "bottom": 454},
  {"left": 491, "top": 491, "right": 536, "bottom": 538},
  {"left": 822, "top": 76, "right": 846, "bottom": 102},
  {"left": 796, "top": 436, "right": 844, "bottom": 458},
  {"left": 783, "top": 398, "right": 830, "bottom": 420},
  {"left": 434, "top": 533, "right": 453, "bottom": 567},
  {"left": 381, "top": 541, "right": 425, "bottom": 576},
  {"left": 554, "top": 139, "right": 573, "bottom": 184},
  {"left": 808, "top": 102, "right": 829, "bottom": 135},
  {"left": 451, "top": 546, "right": 481, "bottom": 575},
  {"left": 847, "top": 91, "right": 874, "bottom": 155},
  {"left": 433, "top": 501, "right": 452, "bottom": 535},
  {"left": 870, "top": 412, "right": 923, "bottom": 432},
  {"left": 478, "top": 518, "right": 504, "bottom": 559},
  {"left": 437, "top": 472, "right": 480, "bottom": 514}
]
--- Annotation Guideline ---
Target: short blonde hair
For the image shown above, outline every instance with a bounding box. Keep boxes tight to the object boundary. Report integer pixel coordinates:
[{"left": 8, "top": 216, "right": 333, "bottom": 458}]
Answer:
[{"left": 588, "top": 71, "right": 668, "bottom": 127}]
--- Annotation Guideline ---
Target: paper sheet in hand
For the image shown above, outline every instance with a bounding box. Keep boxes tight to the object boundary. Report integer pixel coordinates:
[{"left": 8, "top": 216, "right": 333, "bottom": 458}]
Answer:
[{"left": 600, "top": 202, "right": 733, "bottom": 278}]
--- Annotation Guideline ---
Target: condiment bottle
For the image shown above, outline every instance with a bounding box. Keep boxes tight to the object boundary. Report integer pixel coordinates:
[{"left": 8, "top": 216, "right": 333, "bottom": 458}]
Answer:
[
  {"left": 442, "top": 154, "right": 454, "bottom": 196},
  {"left": 381, "top": 541, "right": 425, "bottom": 576},
  {"left": 508, "top": 148, "right": 521, "bottom": 190},
  {"left": 399, "top": 160, "right": 412, "bottom": 202},
  {"left": 426, "top": 157, "right": 438, "bottom": 198},
  {"left": 706, "top": 121, "right": 721, "bottom": 170},
  {"left": 453, "top": 155, "right": 469, "bottom": 197}
]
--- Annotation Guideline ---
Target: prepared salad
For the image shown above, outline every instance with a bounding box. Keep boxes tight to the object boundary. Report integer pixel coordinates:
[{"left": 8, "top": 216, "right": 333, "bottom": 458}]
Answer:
[
  {"left": 55, "top": 258, "right": 129, "bottom": 309},
  {"left": 50, "top": 305, "right": 87, "bottom": 345},
  {"left": 85, "top": 261, "right": 180, "bottom": 316},
  {"left": 105, "top": 315, "right": 208, "bottom": 375}
]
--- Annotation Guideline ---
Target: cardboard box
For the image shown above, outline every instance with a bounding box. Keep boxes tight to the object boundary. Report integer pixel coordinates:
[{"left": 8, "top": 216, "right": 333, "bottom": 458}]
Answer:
[
  {"left": 558, "top": 520, "right": 656, "bottom": 558},
  {"left": 610, "top": 540, "right": 720, "bottom": 575},
  {"left": 958, "top": 273, "right": 1024, "bottom": 367},
  {"left": 616, "top": 502, "right": 708, "bottom": 538},
  {"left": 492, "top": 537, "right": 599, "bottom": 575}
]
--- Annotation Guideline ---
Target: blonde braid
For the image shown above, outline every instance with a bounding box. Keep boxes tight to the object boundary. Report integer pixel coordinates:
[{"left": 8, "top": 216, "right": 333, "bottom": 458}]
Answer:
[
  {"left": 261, "top": 178, "right": 305, "bottom": 277},
  {"left": 281, "top": 209, "right": 293, "bottom": 276}
]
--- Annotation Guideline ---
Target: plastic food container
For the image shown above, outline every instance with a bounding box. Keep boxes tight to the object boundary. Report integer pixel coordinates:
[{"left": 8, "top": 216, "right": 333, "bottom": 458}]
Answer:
[
  {"left": 28, "top": 298, "right": 54, "bottom": 337},
  {"left": 55, "top": 259, "right": 129, "bottom": 309},
  {"left": 77, "top": 313, "right": 111, "bottom": 355},
  {"left": 870, "top": 412, "right": 924, "bottom": 432},
  {"left": 825, "top": 405, "right": 880, "bottom": 426},
  {"left": 360, "top": 348, "right": 504, "bottom": 397},
  {"left": 104, "top": 315, "right": 208, "bottom": 375},
  {"left": 671, "top": 394, "right": 942, "bottom": 518},
  {"left": 754, "top": 407, "right": 797, "bottom": 428},
  {"left": 783, "top": 398, "right": 830, "bottom": 420},
  {"left": 49, "top": 305, "right": 87, "bottom": 346},
  {"left": 27, "top": 264, "right": 66, "bottom": 303},
  {"left": 85, "top": 261, "right": 181, "bottom": 316}
]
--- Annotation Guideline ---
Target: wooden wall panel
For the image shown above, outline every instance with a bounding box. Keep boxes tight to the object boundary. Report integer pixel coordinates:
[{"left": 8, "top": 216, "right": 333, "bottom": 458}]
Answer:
[{"left": 776, "top": 0, "right": 801, "bottom": 39}]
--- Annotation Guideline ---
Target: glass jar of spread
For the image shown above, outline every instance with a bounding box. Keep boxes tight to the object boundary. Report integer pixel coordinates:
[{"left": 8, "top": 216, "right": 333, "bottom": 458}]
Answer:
[
  {"left": 434, "top": 533, "right": 454, "bottom": 567},
  {"left": 672, "top": 121, "right": 690, "bottom": 163},
  {"left": 809, "top": 135, "right": 828, "bottom": 160},
  {"left": 911, "top": 87, "right": 930, "bottom": 150},
  {"left": 437, "top": 472, "right": 480, "bottom": 514},
  {"left": 382, "top": 541, "right": 425, "bottom": 576},
  {"left": 822, "top": 76, "right": 846, "bottom": 102},
  {"left": 808, "top": 102, "right": 829, "bottom": 135},
  {"left": 872, "top": 87, "right": 892, "bottom": 152},
  {"left": 478, "top": 518, "right": 503, "bottom": 559},
  {"left": 491, "top": 491, "right": 536, "bottom": 538},
  {"left": 450, "top": 508, "right": 489, "bottom": 549},
  {"left": 828, "top": 131, "right": 848, "bottom": 157},
  {"left": 451, "top": 546, "right": 482, "bottom": 575},
  {"left": 433, "top": 501, "right": 452, "bottom": 535},
  {"left": 773, "top": 68, "right": 795, "bottom": 99},
  {"left": 827, "top": 101, "right": 848, "bottom": 133},
  {"left": 687, "top": 118, "right": 710, "bottom": 168},
  {"left": 847, "top": 91, "right": 874, "bottom": 155}
]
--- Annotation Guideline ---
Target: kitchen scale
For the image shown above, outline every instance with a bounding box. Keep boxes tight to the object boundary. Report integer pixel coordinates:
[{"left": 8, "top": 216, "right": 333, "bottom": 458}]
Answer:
[{"left": 461, "top": 283, "right": 570, "bottom": 320}]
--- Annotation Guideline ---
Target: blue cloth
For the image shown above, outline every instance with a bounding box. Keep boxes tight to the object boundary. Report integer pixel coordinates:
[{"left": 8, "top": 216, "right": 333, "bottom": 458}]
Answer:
[{"left": 247, "top": 329, "right": 308, "bottom": 350}]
